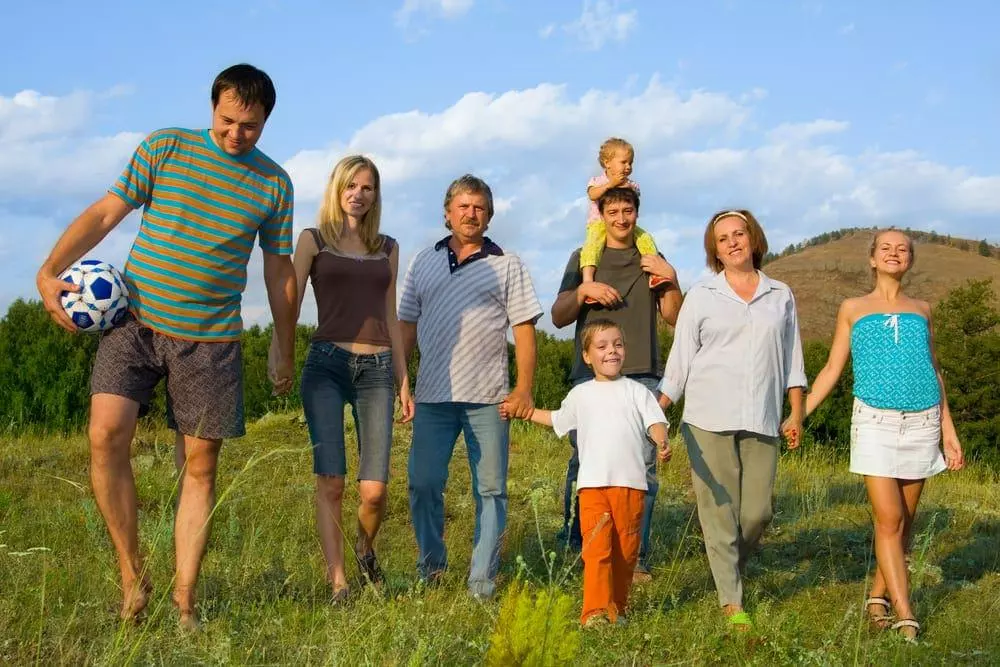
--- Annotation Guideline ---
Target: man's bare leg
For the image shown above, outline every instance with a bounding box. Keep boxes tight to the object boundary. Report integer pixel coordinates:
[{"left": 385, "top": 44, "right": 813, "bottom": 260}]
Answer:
[
  {"left": 172, "top": 432, "right": 222, "bottom": 631},
  {"left": 88, "top": 393, "right": 151, "bottom": 620}
]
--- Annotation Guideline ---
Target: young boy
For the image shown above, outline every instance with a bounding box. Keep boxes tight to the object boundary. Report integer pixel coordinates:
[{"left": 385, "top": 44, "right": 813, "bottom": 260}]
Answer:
[{"left": 502, "top": 319, "right": 670, "bottom": 627}]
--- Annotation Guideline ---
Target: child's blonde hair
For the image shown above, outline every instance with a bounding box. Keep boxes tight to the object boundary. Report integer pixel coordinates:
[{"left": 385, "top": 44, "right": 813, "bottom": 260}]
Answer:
[
  {"left": 598, "top": 137, "right": 634, "bottom": 168},
  {"left": 580, "top": 318, "right": 625, "bottom": 353}
]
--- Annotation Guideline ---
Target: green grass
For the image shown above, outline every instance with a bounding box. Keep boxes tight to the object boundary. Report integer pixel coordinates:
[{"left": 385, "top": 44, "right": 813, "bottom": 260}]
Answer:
[{"left": 2, "top": 412, "right": 999, "bottom": 665}]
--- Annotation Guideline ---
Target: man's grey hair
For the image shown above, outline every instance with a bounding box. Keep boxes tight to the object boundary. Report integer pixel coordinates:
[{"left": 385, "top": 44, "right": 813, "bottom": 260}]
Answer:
[{"left": 443, "top": 174, "right": 495, "bottom": 226}]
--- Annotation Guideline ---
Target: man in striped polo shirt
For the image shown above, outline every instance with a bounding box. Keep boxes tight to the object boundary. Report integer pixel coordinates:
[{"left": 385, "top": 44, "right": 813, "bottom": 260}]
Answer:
[
  {"left": 399, "top": 174, "right": 542, "bottom": 600},
  {"left": 35, "top": 64, "right": 298, "bottom": 629}
]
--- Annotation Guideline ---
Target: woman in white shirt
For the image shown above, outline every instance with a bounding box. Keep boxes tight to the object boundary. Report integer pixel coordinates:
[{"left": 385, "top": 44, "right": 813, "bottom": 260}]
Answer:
[{"left": 658, "top": 209, "right": 807, "bottom": 630}]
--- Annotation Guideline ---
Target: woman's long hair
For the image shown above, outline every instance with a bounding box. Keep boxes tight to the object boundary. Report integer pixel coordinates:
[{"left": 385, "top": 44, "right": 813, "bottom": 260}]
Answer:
[{"left": 317, "top": 155, "right": 382, "bottom": 254}]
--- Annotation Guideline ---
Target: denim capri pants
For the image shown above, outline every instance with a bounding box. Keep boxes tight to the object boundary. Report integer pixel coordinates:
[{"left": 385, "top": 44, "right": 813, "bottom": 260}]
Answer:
[{"left": 300, "top": 341, "right": 394, "bottom": 482}]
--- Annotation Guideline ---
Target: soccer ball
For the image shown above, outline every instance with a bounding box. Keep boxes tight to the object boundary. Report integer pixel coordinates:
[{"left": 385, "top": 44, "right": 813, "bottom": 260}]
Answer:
[{"left": 59, "top": 259, "right": 130, "bottom": 333}]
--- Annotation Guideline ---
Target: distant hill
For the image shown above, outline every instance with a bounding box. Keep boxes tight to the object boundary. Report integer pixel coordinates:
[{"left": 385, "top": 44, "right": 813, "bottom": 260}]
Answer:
[{"left": 762, "top": 228, "right": 1000, "bottom": 341}]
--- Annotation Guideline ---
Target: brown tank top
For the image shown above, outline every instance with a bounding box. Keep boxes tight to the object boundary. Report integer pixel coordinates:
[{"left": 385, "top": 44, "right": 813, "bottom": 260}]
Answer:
[{"left": 308, "top": 228, "right": 395, "bottom": 347}]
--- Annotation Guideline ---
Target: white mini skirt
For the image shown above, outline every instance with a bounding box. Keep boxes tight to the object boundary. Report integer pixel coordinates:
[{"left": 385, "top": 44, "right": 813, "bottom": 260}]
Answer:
[{"left": 849, "top": 398, "right": 947, "bottom": 480}]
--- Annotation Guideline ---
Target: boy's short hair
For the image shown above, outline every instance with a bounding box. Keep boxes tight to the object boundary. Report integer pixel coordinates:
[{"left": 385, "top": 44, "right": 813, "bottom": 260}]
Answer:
[
  {"left": 597, "top": 186, "right": 640, "bottom": 215},
  {"left": 580, "top": 318, "right": 625, "bottom": 352},
  {"left": 598, "top": 137, "right": 634, "bottom": 167}
]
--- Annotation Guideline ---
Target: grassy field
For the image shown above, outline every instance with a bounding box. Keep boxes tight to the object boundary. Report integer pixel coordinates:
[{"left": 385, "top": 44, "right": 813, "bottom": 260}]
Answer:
[{"left": 2, "top": 411, "right": 999, "bottom": 665}]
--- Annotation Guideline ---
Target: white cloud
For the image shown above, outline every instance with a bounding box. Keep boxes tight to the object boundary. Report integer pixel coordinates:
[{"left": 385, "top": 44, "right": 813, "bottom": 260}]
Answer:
[
  {"left": 394, "top": 0, "right": 473, "bottom": 27},
  {"left": 559, "top": 0, "right": 637, "bottom": 50},
  {"left": 839, "top": 22, "right": 855, "bottom": 35}
]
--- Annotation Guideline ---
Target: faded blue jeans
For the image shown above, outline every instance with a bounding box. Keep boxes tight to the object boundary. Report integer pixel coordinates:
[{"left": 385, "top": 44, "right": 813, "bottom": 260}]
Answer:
[
  {"left": 562, "top": 374, "right": 661, "bottom": 569},
  {"left": 408, "top": 402, "right": 509, "bottom": 598}
]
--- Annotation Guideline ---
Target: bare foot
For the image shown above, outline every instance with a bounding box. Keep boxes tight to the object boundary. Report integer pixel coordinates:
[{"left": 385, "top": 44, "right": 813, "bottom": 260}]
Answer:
[
  {"left": 173, "top": 586, "right": 200, "bottom": 632},
  {"left": 723, "top": 604, "right": 751, "bottom": 632},
  {"left": 120, "top": 576, "right": 152, "bottom": 622}
]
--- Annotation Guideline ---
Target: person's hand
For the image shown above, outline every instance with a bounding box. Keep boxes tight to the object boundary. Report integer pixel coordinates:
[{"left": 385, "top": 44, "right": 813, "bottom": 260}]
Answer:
[
  {"left": 268, "top": 340, "right": 294, "bottom": 396},
  {"left": 36, "top": 267, "right": 79, "bottom": 333},
  {"left": 657, "top": 393, "right": 672, "bottom": 411},
  {"left": 657, "top": 441, "right": 672, "bottom": 462},
  {"left": 781, "top": 416, "right": 802, "bottom": 450},
  {"left": 943, "top": 430, "right": 964, "bottom": 471},
  {"left": 607, "top": 170, "right": 627, "bottom": 188},
  {"left": 398, "top": 382, "right": 416, "bottom": 423},
  {"left": 639, "top": 255, "right": 677, "bottom": 283},
  {"left": 502, "top": 387, "right": 534, "bottom": 420},
  {"left": 578, "top": 281, "right": 622, "bottom": 308}
]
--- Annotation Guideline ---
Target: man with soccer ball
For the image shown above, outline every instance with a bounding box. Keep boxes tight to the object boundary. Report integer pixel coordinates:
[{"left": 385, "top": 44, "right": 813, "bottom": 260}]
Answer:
[{"left": 34, "top": 64, "right": 298, "bottom": 630}]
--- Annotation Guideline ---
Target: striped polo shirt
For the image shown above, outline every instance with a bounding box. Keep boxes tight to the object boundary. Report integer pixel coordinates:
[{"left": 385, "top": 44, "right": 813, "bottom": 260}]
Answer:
[
  {"left": 398, "top": 236, "right": 543, "bottom": 404},
  {"left": 110, "top": 127, "right": 294, "bottom": 341}
]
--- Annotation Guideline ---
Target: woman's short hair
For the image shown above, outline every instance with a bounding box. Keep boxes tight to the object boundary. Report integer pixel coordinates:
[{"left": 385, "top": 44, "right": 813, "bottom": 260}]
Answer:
[{"left": 703, "top": 209, "right": 769, "bottom": 272}]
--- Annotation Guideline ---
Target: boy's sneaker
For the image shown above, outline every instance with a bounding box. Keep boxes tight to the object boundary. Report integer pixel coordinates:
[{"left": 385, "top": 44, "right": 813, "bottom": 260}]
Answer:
[
  {"left": 583, "top": 613, "right": 610, "bottom": 629},
  {"left": 632, "top": 562, "right": 653, "bottom": 583}
]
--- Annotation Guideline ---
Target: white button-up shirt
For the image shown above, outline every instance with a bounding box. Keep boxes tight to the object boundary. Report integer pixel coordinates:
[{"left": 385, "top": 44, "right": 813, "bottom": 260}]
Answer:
[{"left": 659, "top": 270, "right": 808, "bottom": 437}]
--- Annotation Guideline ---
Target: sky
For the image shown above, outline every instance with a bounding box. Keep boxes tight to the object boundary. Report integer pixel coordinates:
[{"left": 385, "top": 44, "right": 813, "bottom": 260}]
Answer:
[{"left": 2, "top": 0, "right": 998, "bottom": 335}]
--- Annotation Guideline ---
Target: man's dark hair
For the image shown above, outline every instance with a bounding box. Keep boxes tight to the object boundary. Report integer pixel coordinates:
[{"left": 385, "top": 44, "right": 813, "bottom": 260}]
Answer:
[
  {"left": 597, "top": 186, "right": 640, "bottom": 215},
  {"left": 211, "top": 64, "right": 277, "bottom": 119}
]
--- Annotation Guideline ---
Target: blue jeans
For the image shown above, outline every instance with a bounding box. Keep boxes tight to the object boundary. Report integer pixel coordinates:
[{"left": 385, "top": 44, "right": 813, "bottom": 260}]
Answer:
[
  {"left": 562, "top": 375, "right": 660, "bottom": 568},
  {"left": 300, "top": 342, "right": 394, "bottom": 482},
  {"left": 408, "top": 402, "right": 509, "bottom": 597}
]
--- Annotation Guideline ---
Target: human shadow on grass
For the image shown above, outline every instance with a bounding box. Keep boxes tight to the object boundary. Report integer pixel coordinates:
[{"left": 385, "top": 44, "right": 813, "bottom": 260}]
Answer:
[{"left": 748, "top": 504, "right": 955, "bottom": 604}]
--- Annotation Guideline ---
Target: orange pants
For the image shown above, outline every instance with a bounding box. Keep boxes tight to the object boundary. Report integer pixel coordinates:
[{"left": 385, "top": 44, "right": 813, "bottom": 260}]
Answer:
[{"left": 578, "top": 486, "right": 646, "bottom": 624}]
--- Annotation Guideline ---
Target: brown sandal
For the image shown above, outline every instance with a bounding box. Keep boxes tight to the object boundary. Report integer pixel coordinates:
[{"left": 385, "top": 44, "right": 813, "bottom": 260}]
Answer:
[{"left": 865, "top": 596, "right": 893, "bottom": 628}]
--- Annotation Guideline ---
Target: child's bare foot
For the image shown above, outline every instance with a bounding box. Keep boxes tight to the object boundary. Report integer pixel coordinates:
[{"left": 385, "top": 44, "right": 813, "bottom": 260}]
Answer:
[{"left": 120, "top": 576, "right": 152, "bottom": 622}]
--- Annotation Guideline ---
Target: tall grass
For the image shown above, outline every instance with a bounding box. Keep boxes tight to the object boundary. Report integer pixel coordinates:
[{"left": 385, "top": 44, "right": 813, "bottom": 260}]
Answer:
[{"left": 1, "top": 412, "right": 998, "bottom": 664}]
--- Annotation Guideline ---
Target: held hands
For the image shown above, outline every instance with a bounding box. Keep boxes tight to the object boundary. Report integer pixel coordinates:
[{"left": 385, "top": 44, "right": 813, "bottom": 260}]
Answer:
[
  {"left": 36, "top": 267, "right": 79, "bottom": 333},
  {"left": 267, "top": 338, "right": 294, "bottom": 396},
  {"left": 397, "top": 382, "right": 416, "bottom": 424},
  {"left": 780, "top": 416, "right": 802, "bottom": 450},
  {"left": 500, "top": 386, "right": 534, "bottom": 421},
  {"left": 657, "top": 440, "right": 672, "bottom": 463}
]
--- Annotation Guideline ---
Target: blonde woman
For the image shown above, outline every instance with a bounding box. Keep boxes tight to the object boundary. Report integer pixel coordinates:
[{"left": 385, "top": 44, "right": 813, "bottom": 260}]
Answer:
[
  {"left": 792, "top": 228, "right": 964, "bottom": 642},
  {"left": 271, "top": 155, "right": 414, "bottom": 601}
]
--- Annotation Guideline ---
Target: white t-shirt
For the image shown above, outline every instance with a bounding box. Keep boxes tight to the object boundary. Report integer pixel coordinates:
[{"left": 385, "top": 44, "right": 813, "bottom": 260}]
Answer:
[{"left": 550, "top": 377, "right": 668, "bottom": 491}]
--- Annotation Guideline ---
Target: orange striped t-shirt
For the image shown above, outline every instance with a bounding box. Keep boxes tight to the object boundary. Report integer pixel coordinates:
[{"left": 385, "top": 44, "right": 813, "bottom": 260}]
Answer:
[{"left": 109, "top": 128, "right": 293, "bottom": 341}]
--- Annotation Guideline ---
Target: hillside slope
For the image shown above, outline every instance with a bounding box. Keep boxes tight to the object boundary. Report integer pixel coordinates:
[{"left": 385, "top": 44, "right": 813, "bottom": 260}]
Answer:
[{"left": 763, "top": 231, "right": 1000, "bottom": 341}]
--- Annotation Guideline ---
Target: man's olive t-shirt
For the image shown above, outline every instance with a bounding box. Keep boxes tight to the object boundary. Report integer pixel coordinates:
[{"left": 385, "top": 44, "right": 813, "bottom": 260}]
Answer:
[{"left": 558, "top": 247, "right": 660, "bottom": 382}]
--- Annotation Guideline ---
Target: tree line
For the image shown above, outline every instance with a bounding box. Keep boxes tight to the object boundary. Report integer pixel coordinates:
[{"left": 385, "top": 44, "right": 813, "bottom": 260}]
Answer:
[
  {"left": 2, "top": 280, "right": 997, "bottom": 465},
  {"left": 762, "top": 227, "right": 999, "bottom": 264}
]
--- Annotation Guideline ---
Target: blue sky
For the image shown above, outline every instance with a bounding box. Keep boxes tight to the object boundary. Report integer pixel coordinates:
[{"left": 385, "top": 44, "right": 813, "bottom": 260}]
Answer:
[{"left": 2, "top": 0, "right": 998, "bottom": 333}]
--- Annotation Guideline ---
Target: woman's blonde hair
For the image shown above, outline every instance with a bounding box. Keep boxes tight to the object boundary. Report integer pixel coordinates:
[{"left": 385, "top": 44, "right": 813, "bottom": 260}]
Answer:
[
  {"left": 317, "top": 155, "right": 382, "bottom": 254},
  {"left": 869, "top": 227, "right": 915, "bottom": 281},
  {"left": 703, "top": 209, "right": 769, "bottom": 273}
]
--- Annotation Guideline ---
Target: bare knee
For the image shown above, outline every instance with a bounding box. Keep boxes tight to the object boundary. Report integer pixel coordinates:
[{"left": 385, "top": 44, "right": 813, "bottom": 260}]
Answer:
[
  {"left": 317, "top": 476, "right": 346, "bottom": 506},
  {"left": 181, "top": 441, "right": 221, "bottom": 487},
  {"left": 873, "top": 510, "right": 905, "bottom": 538},
  {"left": 89, "top": 419, "right": 134, "bottom": 466},
  {"left": 359, "top": 482, "right": 387, "bottom": 511}
]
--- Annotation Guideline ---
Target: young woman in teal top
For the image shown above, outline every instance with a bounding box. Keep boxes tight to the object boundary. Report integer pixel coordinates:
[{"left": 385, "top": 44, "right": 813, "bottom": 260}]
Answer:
[{"left": 793, "top": 228, "right": 964, "bottom": 642}]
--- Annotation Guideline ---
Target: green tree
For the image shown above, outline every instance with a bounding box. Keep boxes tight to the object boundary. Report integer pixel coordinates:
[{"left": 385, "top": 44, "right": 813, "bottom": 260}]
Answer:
[
  {"left": 931, "top": 279, "right": 1000, "bottom": 462},
  {"left": 979, "top": 239, "right": 992, "bottom": 258}
]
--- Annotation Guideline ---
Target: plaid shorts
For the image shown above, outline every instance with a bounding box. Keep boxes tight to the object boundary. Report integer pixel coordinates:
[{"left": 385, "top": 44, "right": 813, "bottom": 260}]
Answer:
[{"left": 90, "top": 314, "right": 245, "bottom": 440}]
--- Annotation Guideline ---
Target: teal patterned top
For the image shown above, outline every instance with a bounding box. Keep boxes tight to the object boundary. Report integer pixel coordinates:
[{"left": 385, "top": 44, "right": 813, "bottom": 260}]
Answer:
[{"left": 850, "top": 312, "right": 941, "bottom": 411}]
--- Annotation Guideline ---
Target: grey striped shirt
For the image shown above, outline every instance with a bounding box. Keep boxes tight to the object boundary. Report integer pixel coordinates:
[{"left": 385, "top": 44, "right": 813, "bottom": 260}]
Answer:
[{"left": 398, "top": 237, "right": 543, "bottom": 404}]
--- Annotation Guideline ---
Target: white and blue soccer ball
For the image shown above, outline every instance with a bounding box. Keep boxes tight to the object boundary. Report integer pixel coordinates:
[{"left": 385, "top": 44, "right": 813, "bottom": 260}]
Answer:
[{"left": 59, "top": 259, "right": 130, "bottom": 333}]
